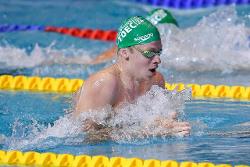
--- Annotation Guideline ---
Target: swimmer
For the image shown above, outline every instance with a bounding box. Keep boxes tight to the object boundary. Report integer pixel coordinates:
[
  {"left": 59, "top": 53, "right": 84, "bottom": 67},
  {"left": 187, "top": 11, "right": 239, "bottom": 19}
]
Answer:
[
  {"left": 90, "top": 8, "right": 178, "bottom": 64},
  {"left": 74, "top": 16, "right": 190, "bottom": 140}
]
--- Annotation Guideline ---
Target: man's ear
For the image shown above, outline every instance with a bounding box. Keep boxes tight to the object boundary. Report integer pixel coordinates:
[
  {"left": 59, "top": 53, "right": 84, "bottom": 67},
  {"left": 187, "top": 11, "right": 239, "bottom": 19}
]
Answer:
[{"left": 119, "top": 48, "right": 129, "bottom": 61}]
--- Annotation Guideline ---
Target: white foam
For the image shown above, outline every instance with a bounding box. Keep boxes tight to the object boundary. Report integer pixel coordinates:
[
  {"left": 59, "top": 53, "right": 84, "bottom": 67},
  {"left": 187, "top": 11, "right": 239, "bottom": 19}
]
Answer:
[
  {"left": 109, "top": 86, "right": 191, "bottom": 143},
  {"left": 3, "top": 86, "right": 191, "bottom": 150},
  {"left": 1, "top": 6, "right": 249, "bottom": 75},
  {"left": 159, "top": 6, "right": 250, "bottom": 73},
  {"left": 5, "top": 114, "right": 84, "bottom": 150},
  {"left": 0, "top": 42, "right": 92, "bottom": 69}
]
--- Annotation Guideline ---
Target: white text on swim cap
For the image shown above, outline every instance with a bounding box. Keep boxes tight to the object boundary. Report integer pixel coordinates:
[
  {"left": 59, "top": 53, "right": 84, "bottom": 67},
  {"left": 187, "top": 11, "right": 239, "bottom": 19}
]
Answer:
[
  {"left": 148, "top": 9, "right": 167, "bottom": 25},
  {"left": 117, "top": 17, "right": 144, "bottom": 43},
  {"left": 134, "top": 33, "right": 153, "bottom": 43}
]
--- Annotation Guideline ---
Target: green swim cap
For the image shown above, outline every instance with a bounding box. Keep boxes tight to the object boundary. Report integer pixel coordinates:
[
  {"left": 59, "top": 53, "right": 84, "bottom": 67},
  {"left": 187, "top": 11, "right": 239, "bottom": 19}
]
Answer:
[
  {"left": 146, "top": 8, "right": 179, "bottom": 27},
  {"left": 116, "top": 16, "right": 161, "bottom": 49}
]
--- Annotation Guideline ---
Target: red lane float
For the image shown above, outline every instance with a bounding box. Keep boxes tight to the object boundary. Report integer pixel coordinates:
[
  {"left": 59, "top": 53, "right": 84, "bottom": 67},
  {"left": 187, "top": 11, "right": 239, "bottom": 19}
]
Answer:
[{"left": 45, "top": 26, "right": 117, "bottom": 42}]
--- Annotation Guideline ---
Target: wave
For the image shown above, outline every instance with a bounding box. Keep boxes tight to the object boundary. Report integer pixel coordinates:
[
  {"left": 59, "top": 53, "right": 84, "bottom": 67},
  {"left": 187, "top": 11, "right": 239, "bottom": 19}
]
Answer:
[
  {"left": 0, "top": 42, "right": 92, "bottom": 69},
  {"left": 159, "top": 6, "right": 250, "bottom": 73}
]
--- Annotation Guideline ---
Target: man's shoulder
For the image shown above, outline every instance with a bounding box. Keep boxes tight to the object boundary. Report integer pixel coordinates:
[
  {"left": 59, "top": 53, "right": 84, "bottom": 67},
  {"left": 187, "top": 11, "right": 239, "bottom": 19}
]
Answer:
[
  {"left": 85, "top": 67, "right": 119, "bottom": 90},
  {"left": 76, "top": 66, "right": 120, "bottom": 111}
]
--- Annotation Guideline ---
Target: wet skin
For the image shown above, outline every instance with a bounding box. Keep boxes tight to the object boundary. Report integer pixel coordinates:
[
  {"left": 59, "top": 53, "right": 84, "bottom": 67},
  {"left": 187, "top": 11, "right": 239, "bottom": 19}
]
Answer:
[{"left": 74, "top": 41, "right": 191, "bottom": 138}]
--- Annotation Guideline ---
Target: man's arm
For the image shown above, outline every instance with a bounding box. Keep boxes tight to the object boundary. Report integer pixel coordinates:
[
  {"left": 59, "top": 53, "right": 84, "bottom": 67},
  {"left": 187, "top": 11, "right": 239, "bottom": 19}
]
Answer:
[
  {"left": 73, "top": 73, "right": 118, "bottom": 133},
  {"left": 90, "top": 46, "right": 117, "bottom": 64},
  {"left": 74, "top": 73, "right": 118, "bottom": 114}
]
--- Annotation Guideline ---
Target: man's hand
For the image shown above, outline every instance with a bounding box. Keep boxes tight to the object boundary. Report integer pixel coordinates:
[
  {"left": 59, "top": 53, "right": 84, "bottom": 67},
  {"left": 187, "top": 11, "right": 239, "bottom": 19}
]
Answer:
[{"left": 154, "top": 112, "right": 191, "bottom": 137}]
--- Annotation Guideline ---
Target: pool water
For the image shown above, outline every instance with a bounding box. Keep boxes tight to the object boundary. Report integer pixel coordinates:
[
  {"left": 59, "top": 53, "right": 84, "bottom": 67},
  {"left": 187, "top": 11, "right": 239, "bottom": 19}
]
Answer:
[
  {"left": 0, "top": 91, "right": 250, "bottom": 165},
  {"left": 0, "top": 0, "right": 250, "bottom": 165},
  {"left": 0, "top": 0, "right": 249, "bottom": 84}
]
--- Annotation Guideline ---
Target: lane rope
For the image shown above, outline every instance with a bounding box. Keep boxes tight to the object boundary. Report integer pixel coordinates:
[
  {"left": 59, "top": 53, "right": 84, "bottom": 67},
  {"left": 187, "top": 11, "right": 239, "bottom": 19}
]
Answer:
[
  {"left": 0, "top": 24, "right": 117, "bottom": 42},
  {"left": 135, "top": 0, "right": 250, "bottom": 9},
  {"left": 0, "top": 150, "right": 248, "bottom": 167},
  {"left": 0, "top": 75, "right": 249, "bottom": 100},
  {"left": 0, "top": 24, "right": 44, "bottom": 32},
  {"left": 1, "top": 24, "right": 249, "bottom": 43},
  {"left": 45, "top": 26, "right": 117, "bottom": 41}
]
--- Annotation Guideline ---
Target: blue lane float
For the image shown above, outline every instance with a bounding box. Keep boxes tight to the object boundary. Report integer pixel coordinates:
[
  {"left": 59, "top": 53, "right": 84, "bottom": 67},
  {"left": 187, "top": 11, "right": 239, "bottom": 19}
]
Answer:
[
  {"left": 0, "top": 24, "right": 118, "bottom": 41},
  {"left": 135, "top": 0, "right": 250, "bottom": 9},
  {"left": 0, "top": 24, "right": 44, "bottom": 33}
]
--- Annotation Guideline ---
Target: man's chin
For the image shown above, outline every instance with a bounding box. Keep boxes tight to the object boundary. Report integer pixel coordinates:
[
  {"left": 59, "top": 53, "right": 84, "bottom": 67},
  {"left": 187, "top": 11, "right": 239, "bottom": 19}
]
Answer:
[
  {"left": 148, "top": 70, "right": 157, "bottom": 77},
  {"left": 143, "top": 72, "right": 155, "bottom": 80},
  {"left": 135, "top": 71, "right": 156, "bottom": 81}
]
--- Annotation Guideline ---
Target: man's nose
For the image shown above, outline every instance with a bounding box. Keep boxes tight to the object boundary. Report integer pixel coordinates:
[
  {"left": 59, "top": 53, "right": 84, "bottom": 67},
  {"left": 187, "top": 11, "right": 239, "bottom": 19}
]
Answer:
[{"left": 152, "top": 55, "right": 161, "bottom": 64}]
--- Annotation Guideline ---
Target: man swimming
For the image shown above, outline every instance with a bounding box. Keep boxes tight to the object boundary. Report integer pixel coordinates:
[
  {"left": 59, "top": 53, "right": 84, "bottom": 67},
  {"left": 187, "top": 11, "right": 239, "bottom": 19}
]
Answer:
[
  {"left": 91, "top": 8, "right": 178, "bottom": 64},
  {"left": 74, "top": 16, "right": 190, "bottom": 139}
]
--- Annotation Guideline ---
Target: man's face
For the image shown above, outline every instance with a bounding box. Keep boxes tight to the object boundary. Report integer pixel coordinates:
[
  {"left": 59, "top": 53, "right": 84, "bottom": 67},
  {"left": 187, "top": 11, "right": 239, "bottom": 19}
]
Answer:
[{"left": 129, "top": 40, "right": 162, "bottom": 80}]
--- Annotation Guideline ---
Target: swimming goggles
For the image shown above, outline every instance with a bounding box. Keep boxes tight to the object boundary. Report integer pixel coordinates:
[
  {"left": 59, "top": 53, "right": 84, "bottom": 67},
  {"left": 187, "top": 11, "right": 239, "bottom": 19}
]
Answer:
[{"left": 133, "top": 46, "right": 162, "bottom": 58}]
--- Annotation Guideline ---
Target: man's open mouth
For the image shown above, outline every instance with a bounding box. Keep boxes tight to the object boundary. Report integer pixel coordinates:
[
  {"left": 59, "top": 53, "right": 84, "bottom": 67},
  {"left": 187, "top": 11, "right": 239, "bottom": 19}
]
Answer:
[{"left": 149, "top": 68, "right": 156, "bottom": 73}]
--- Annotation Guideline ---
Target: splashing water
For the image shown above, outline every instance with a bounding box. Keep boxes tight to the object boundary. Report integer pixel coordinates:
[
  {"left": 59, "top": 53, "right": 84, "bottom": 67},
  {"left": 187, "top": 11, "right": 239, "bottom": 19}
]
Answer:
[
  {"left": 2, "top": 86, "right": 191, "bottom": 150},
  {"left": 0, "top": 6, "right": 249, "bottom": 77},
  {"left": 109, "top": 86, "right": 191, "bottom": 143},
  {"left": 159, "top": 6, "right": 250, "bottom": 73},
  {"left": 4, "top": 115, "right": 84, "bottom": 150},
  {"left": 0, "top": 42, "right": 92, "bottom": 69}
]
